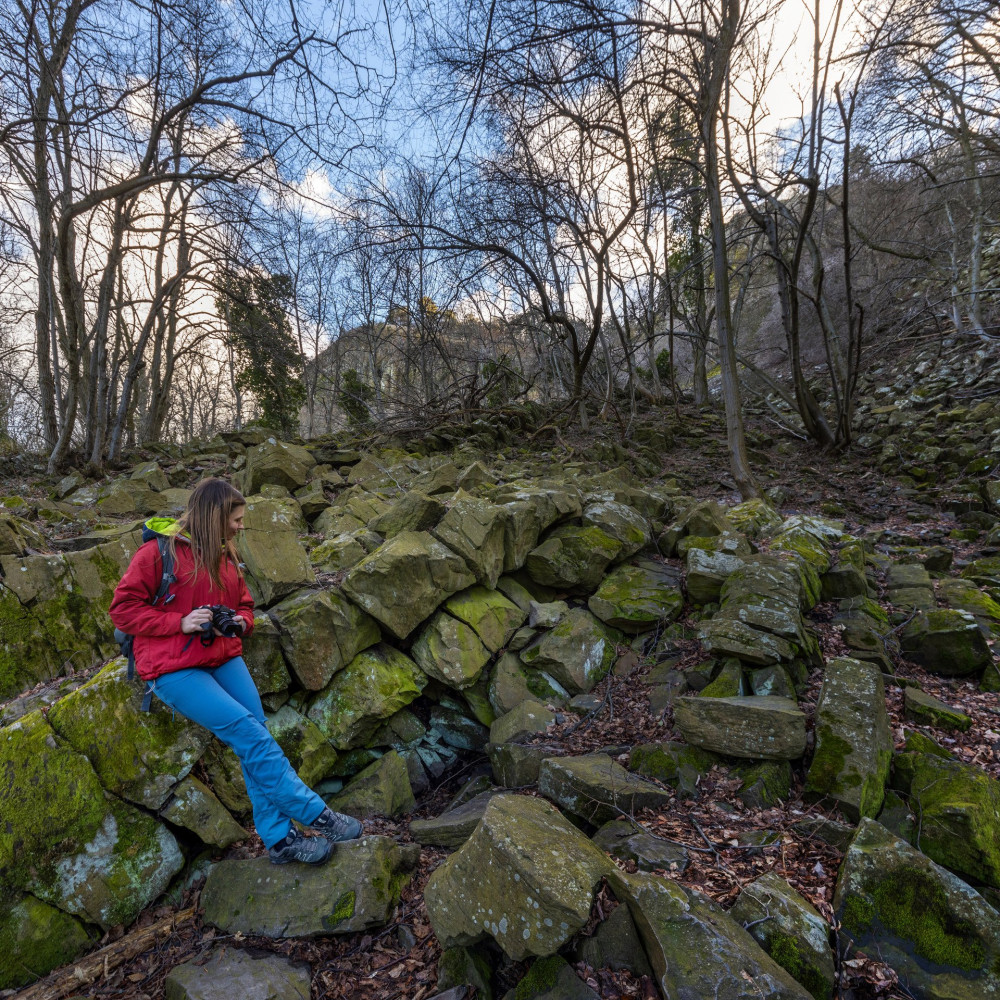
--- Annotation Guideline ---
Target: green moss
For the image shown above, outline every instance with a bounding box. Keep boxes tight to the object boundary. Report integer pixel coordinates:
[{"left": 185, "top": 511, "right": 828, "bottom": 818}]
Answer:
[
  {"left": 805, "top": 727, "right": 853, "bottom": 795},
  {"left": 514, "top": 955, "right": 563, "bottom": 999},
  {"left": 324, "top": 890, "right": 356, "bottom": 928},
  {"left": 766, "top": 931, "right": 833, "bottom": 1000},
  {"left": 868, "top": 867, "right": 987, "bottom": 970},
  {"left": 699, "top": 661, "right": 742, "bottom": 698},
  {"left": 842, "top": 894, "right": 875, "bottom": 935}
]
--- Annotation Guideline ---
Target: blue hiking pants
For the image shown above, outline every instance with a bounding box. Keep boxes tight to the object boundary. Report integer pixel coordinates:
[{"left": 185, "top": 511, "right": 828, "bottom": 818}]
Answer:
[{"left": 151, "top": 657, "right": 325, "bottom": 849}]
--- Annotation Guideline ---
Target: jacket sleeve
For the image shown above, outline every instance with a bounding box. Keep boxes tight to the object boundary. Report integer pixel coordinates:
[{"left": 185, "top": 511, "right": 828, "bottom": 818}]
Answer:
[
  {"left": 109, "top": 542, "right": 184, "bottom": 637},
  {"left": 236, "top": 572, "right": 255, "bottom": 638}
]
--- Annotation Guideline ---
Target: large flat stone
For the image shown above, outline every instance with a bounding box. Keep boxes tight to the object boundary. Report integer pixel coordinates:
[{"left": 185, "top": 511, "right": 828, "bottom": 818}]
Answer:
[{"left": 673, "top": 696, "right": 807, "bottom": 760}]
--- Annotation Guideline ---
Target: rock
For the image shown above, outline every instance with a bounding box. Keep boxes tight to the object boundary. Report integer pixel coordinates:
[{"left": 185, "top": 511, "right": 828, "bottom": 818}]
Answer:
[
  {"left": 489, "top": 700, "right": 556, "bottom": 745},
  {"left": 412, "top": 611, "right": 491, "bottom": 689},
  {"left": 488, "top": 651, "right": 536, "bottom": 715},
  {"left": 609, "top": 868, "right": 812, "bottom": 999},
  {"left": 581, "top": 500, "right": 650, "bottom": 558},
  {"left": 307, "top": 643, "right": 428, "bottom": 749},
  {"left": 328, "top": 750, "right": 415, "bottom": 818},
  {"left": 587, "top": 560, "right": 683, "bottom": 633},
  {"left": 528, "top": 600, "right": 569, "bottom": 628},
  {"left": 95, "top": 478, "right": 159, "bottom": 516},
  {"left": 436, "top": 946, "right": 494, "bottom": 999},
  {"left": 903, "top": 687, "right": 972, "bottom": 731},
  {"left": 525, "top": 524, "right": 621, "bottom": 592},
  {"left": 423, "top": 794, "right": 612, "bottom": 960},
  {"left": 430, "top": 702, "right": 489, "bottom": 751},
  {"left": 519, "top": 609, "right": 621, "bottom": 695},
  {"left": 243, "top": 438, "right": 316, "bottom": 494},
  {"left": 309, "top": 533, "right": 366, "bottom": 573},
  {"left": 572, "top": 901, "right": 655, "bottom": 979},
  {"left": 770, "top": 516, "right": 840, "bottom": 575},
  {"left": 164, "top": 948, "right": 311, "bottom": 1000},
  {"left": 938, "top": 579, "right": 1000, "bottom": 636},
  {"left": 497, "top": 484, "right": 583, "bottom": 573},
  {"left": 699, "top": 659, "right": 744, "bottom": 697},
  {"left": 735, "top": 759, "right": 793, "bottom": 809},
  {"left": 342, "top": 531, "right": 476, "bottom": 640},
  {"left": 726, "top": 498, "right": 783, "bottom": 538},
  {"left": 444, "top": 586, "right": 527, "bottom": 652},
  {"left": 686, "top": 547, "right": 748, "bottom": 604},
  {"left": 804, "top": 658, "right": 891, "bottom": 821},
  {"left": 412, "top": 461, "right": 461, "bottom": 495},
  {"left": 237, "top": 498, "right": 315, "bottom": 605},
  {"left": 629, "top": 742, "right": 721, "bottom": 799},
  {"left": 834, "top": 818, "right": 1000, "bottom": 1000},
  {"left": 0, "top": 893, "right": 96, "bottom": 990},
  {"left": 270, "top": 588, "right": 380, "bottom": 690},
  {"left": 592, "top": 820, "right": 689, "bottom": 873},
  {"left": 899, "top": 609, "right": 991, "bottom": 675},
  {"left": 730, "top": 872, "right": 835, "bottom": 1000},
  {"left": 891, "top": 744, "right": 1000, "bottom": 889},
  {"left": 673, "top": 696, "right": 807, "bottom": 760},
  {"left": 538, "top": 754, "right": 672, "bottom": 826},
  {"left": 962, "top": 555, "right": 1000, "bottom": 588},
  {"left": 698, "top": 618, "right": 796, "bottom": 666},
  {"left": 410, "top": 790, "right": 501, "bottom": 848},
  {"left": 488, "top": 741, "right": 556, "bottom": 787},
  {"left": 0, "top": 510, "right": 44, "bottom": 556},
  {"left": 506, "top": 955, "right": 599, "bottom": 999},
  {"left": 244, "top": 615, "right": 293, "bottom": 705},
  {"left": 721, "top": 556, "right": 811, "bottom": 613},
  {"left": 201, "top": 835, "right": 417, "bottom": 937},
  {"left": 748, "top": 664, "right": 794, "bottom": 698},
  {"left": 791, "top": 816, "right": 856, "bottom": 852},
  {"left": 46, "top": 659, "right": 211, "bottom": 810},
  {"left": 265, "top": 705, "right": 339, "bottom": 787},
  {"left": 160, "top": 775, "right": 246, "bottom": 847},
  {"left": 432, "top": 494, "right": 508, "bottom": 587}
]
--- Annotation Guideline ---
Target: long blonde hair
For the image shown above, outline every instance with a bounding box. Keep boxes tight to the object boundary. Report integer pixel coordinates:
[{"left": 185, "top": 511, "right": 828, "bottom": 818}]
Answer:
[{"left": 174, "top": 477, "right": 245, "bottom": 592}]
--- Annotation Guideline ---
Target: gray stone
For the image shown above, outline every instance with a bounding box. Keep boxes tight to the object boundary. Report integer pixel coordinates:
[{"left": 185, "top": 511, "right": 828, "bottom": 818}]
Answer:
[
  {"left": 410, "top": 791, "right": 502, "bottom": 849},
  {"left": 538, "top": 753, "right": 672, "bottom": 826},
  {"left": 161, "top": 776, "right": 247, "bottom": 848},
  {"left": 592, "top": 820, "right": 689, "bottom": 873},
  {"left": 201, "top": 836, "right": 418, "bottom": 937},
  {"left": 164, "top": 948, "right": 311, "bottom": 1000},
  {"left": 489, "top": 700, "right": 556, "bottom": 745},
  {"left": 432, "top": 494, "right": 508, "bottom": 587},
  {"left": 519, "top": 609, "right": 621, "bottom": 695},
  {"left": 673, "top": 696, "right": 807, "bottom": 760},
  {"left": 573, "top": 903, "right": 654, "bottom": 979},
  {"left": 237, "top": 497, "right": 315, "bottom": 605},
  {"left": 328, "top": 750, "right": 415, "bottom": 818},
  {"left": 587, "top": 560, "right": 684, "bottom": 633}
]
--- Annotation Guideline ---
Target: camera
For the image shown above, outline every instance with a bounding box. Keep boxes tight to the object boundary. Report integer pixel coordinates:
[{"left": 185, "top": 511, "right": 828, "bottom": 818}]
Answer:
[{"left": 196, "top": 604, "right": 243, "bottom": 640}]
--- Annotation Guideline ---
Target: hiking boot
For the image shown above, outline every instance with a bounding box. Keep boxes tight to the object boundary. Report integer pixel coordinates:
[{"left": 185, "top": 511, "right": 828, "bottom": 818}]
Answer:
[
  {"left": 268, "top": 827, "right": 332, "bottom": 865},
  {"left": 311, "top": 807, "right": 363, "bottom": 844}
]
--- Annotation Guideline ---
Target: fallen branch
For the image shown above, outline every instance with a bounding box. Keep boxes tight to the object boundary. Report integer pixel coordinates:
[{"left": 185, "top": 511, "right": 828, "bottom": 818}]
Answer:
[{"left": 14, "top": 907, "right": 197, "bottom": 1000}]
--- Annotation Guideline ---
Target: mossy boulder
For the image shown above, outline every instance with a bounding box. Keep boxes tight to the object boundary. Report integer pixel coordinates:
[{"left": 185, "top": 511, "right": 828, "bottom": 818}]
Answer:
[
  {"left": 328, "top": 750, "right": 416, "bottom": 818},
  {"left": 342, "top": 530, "right": 476, "bottom": 640},
  {"left": 445, "top": 585, "right": 528, "bottom": 652},
  {"left": 804, "top": 658, "right": 891, "bottom": 820},
  {"left": 201, "top": 835, "right": 418, "bottom": 937},
  {"left": 424, "top": 793, "right": 613, "bottom": 960},
  {"left": 587, "top": 559, "right": 683, "bottom": 633},
  {"left": 903, "top": 687, "right": 972, "bottom": 732},
  {"left": 488, "top": 651, "right": 536, "bottom": 715},
  {"left": 46, "top": 658, "right": 212, "bottom": 809},
  {"left": 891, "top": 746, "right": 1000, "bottom": 889},
  {"left": 242, "top": 438, "right": 316, "bottom": 494},
  {"left": 269, "top": 588, "right": 380, "bottom": 690},
  {"left": 698, "top": 618, "right": 796, "bottom": 666},
  {"left": 0, "top": 893, "right": 97, "bottom": 990},
  {"left": 699, "top": 659, "right": 744, "bottom": 697},
  {"left": 410, "top": 790, "right": 502, "bottom": 849},
  {"left": 538, "top": 753, "right": 672, "bottom": 826},
  {"left": 437, "top": 945, "right": 495, "bottom": 999},
  {"left": 509, "top": 955, "right": 599, "bottom": 999},
  {"left": 731, "top": 873, "right": 835, "bottom": 1000},
  {"left": 899, "top": 609, "right": 991, "bottom": 675},
  {"left": 769, "top": 516, "right": 840, "bottom": 575},
  {"left": 488, "top": 740, "right": 555, "bottom": 787},
  {"left": 938, "top": 578, "right": 1000, "bottom": 636},
  {"left": 581, "top": 500, "right": 650, "bottom": 559},
  {"left": 0, "top": 510, "right": 44, "bottom": 556},
  {"left": 307, "top": 643, "right": 427, "bottom": 749},
  {"left": 834, "top": 818, "right": 1000, "bottom": 999},
  {"left": 160, "top": 775, "right": 247, "bottom": 848},
  {"left": 609, "top": 868, "right": 812, "bottom": 1000},
  {"left": 685, "top": 547, "right": 748, "bottom": 604},
  {"left": 498, "top": 485, "right": 582, "bottom": 572},
  {"left": 432, "top": 494, "right": 508, "bottom": 587},
  {"left": 525, "top": 524, "right": 622, "bottom": 592},
  {"left": 95, "top": 478, "right": 159, "bottom": 516},
  {"left": 721, "top": 556, "right": 811, "bottom": 613},
  {"left": 629, "top": 741, "right": 721, "bottom": 799},
  {"left": 243, "top": 613, "right": 292, "bottom": 706},
  {"left": 236, "top": 497, "right": 315, "bottom": 605},
  {"left": 369, "top": 490, "right": 446, "bottom": 538},
  {"left": 734, "top": 758, "right": 793, "bottom": 809},
  {"left": 519, "top": 609, "right": 621, "bottom": 695},
  {"left": 673, "top": 696, "right": 807, "bottom": 760},
  {"left": 726, "top": 498, "right": 783, "bottom": 538},
  {"left": 265, "top": 705, "right": 339, "bottom": 786},
  {"left": 411, "top": 610, "right": 491, "bottom": 689},
  {"left": 309, "top": 533, "right": 366, "bottom": 573},
  {"left": 960, "top": 555, "right": 1000, "bottom": 589},
  {"left": 489, "top": 699, "right": 556, "bottom": 745}
]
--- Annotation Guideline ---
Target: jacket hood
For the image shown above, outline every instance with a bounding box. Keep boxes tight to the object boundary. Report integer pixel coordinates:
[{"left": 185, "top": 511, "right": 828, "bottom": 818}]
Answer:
[{"left": 143, "top": 517, "right": 191, "bottom": 543}]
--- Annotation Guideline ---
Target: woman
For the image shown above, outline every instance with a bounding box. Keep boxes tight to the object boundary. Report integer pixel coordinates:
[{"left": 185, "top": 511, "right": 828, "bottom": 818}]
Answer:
[{"left": 110, "top": 476, "right": 361, "bottom": 864}]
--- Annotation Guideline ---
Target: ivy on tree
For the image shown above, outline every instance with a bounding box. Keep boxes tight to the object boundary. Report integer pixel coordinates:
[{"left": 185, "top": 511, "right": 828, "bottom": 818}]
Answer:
[{"left": 219, "top": 271, "right": 306, "bottom": 434}]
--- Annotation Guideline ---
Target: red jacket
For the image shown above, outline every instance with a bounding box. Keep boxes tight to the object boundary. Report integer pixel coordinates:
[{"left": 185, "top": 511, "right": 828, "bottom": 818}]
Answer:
[{"left": 109, "top": 536, "right": 255, "bottom": 680}]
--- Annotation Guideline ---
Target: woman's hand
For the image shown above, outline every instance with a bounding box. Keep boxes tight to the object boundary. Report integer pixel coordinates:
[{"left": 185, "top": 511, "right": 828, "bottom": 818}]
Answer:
[{"left": 180, "top": 606, "right": 213, "bottom": 634}]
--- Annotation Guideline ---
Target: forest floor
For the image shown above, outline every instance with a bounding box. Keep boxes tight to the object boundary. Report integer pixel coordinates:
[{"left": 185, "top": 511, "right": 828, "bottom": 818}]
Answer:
[{"left": 6, "top": 404, "right": 998, "bottom": 1000}]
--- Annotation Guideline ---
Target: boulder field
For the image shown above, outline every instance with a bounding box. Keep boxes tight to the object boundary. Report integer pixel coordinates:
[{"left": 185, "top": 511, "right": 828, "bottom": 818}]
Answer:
[{"left": 1, "top": 416, "right": 999, "bottom": 999}]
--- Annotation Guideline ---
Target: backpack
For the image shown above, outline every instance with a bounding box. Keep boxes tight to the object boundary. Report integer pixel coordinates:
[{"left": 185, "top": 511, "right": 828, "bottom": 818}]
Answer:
[{"left": 114, "top": 525, "right": 178, "bottom": 711}]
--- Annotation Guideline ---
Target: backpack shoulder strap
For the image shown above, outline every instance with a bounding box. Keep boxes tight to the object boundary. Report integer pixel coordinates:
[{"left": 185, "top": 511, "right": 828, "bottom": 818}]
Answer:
[{"left": 152, "top": 535, "right": 177, "bottom": 605}]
